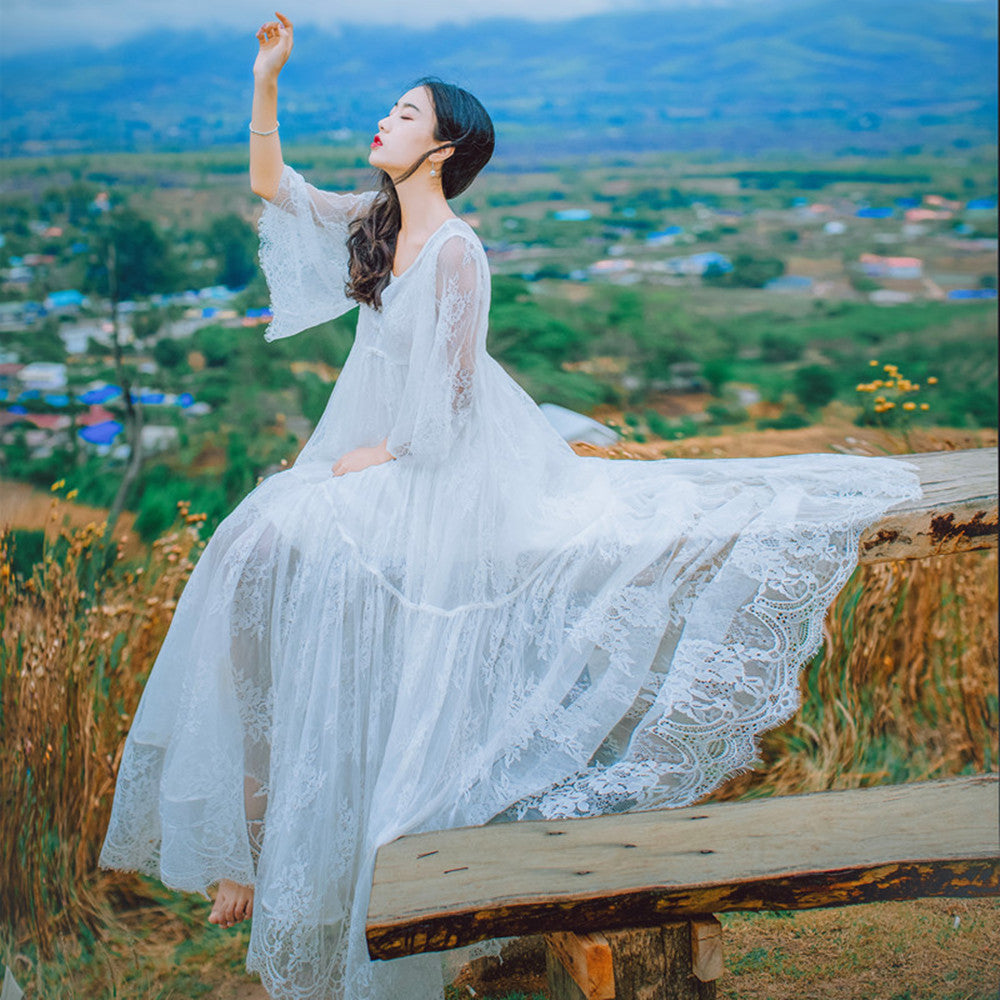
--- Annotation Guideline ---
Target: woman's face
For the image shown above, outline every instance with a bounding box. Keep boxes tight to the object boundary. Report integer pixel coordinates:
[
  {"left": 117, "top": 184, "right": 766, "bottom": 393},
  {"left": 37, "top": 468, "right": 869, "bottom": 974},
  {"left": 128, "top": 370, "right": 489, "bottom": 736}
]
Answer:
[{"left": 368, "top": 86, "right": 441, "bottom": 178}]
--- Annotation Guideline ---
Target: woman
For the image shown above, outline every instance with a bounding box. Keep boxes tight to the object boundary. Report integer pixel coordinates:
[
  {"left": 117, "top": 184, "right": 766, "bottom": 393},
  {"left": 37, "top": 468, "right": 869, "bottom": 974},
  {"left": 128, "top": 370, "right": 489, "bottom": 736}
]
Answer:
[{"left": 99, "top": 11, "right": 923, "bottom": 1000}]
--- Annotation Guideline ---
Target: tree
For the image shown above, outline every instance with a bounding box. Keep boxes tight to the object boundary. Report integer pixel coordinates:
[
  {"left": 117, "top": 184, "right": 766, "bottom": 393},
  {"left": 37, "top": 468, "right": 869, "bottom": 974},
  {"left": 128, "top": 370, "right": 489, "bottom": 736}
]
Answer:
[
  {"left": 793, "top": 365, "right": 837, "bottom": 410},
  {"left": 702, "top": 358, "right": 732, "bottom": 396},
  {"left": 205, "top": 214, "right": 258, "bottom": 289},
  {"left": 153, "top": 337, "right": 188, "bottom": 370},
  {"left": 704, "top": 253, "right": 785, "bottom": 288},
  {"left": 84, "top": 207, "right": 181, "bottom": 301},
  {"left": 83, "top": 207, "right": 181, "bottom": 542},
  {"left": 32, "top": 318, "right": 67, "bottom": 363}
]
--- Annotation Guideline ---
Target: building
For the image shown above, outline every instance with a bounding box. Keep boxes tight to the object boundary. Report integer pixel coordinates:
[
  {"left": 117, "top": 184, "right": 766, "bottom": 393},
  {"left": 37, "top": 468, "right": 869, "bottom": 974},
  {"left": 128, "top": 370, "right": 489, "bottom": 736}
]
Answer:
[
  {"left": 664, "top": 251, "right": 732, "bottom": 277},
  {"left": 858, "top": 253, "right": 923, "bottom": 279}
]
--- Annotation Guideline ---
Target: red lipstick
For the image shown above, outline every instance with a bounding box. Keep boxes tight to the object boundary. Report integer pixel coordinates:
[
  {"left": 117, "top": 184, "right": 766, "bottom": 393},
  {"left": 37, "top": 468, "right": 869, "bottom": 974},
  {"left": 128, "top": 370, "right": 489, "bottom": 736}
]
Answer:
[{"left": 371, "top": 135, "right": 382, "bottom": 148}]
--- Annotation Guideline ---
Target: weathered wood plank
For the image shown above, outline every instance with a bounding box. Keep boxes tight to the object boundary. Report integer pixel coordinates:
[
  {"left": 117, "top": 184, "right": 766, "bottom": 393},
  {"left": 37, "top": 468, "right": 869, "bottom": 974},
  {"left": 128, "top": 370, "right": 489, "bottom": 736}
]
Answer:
[
  {"left": 366, "top": 773, "right": 999, "bottom": 959},
  {"left": 858, "top": 448, "right": 997, "bottom": 562}
]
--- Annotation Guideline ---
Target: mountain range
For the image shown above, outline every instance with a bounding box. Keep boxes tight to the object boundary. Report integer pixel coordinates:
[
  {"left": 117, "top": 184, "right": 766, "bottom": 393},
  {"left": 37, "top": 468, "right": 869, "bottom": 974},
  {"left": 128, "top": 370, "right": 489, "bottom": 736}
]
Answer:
[{"left": 1, "top": 0, "right": 996, "bottom": 160}]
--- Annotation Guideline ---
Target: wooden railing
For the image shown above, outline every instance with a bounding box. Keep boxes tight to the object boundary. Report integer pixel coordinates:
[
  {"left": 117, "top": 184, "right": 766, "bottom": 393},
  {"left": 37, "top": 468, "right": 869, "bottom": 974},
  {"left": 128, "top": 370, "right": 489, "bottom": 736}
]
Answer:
[{"left": 366, "top": 447, "right": 999, "bottom": 1000}]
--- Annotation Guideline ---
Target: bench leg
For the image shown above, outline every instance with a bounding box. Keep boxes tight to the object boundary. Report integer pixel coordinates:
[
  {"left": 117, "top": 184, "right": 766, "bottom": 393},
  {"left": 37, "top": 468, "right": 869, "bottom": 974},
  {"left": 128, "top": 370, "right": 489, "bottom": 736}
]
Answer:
[{"left": 545, "top": 917, "right": 723, "bottom": 1000}]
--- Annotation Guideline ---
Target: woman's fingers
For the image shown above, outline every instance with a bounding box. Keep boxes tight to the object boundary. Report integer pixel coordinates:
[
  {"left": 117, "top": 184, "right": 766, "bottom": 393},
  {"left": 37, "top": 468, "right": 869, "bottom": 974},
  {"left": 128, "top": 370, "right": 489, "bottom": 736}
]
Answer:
[
  {"left": 275, "top": 11, "right": 293, "bottom": 28},
  {"left": 256, "top": 19, "right": 286, "bottom": 38}
]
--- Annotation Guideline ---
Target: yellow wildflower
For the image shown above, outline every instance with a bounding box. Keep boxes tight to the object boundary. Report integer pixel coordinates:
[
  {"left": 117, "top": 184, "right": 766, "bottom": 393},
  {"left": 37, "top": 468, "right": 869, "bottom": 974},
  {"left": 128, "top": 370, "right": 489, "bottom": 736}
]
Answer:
[
  {"left": 66, "top": 489, "right": 78, "bottom": 501},
  {"left": 927, "top": 376, "right": 938, "bottom": 384},
  {"left": 869, "top": 359, "right": 878, "bottom": 366},
  {"left": 50, "top": 479, "right": 65, "bottom": 492},
  {"left": 920, "top": 403, "right": 929, "bottom": 410},
  {"left": 902, "top": 401, "right": 916, "bottom": 410}
]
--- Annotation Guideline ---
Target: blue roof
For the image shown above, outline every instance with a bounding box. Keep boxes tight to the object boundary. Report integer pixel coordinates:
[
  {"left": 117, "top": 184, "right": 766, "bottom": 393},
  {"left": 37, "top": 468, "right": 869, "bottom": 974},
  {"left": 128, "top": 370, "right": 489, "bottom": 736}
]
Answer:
[
  {"left": 856, "top": 207, "right": 894, "bottom": 218},
  {"left": 137, "top": 392, "right": 165, "bottom": 404},
  {"left": 966, "top": 197, "right": 997, "bottom": 210},
  {"left": 553, "top": 209, "right": 592, "bottom": 221},
  {"left": 895, "top": 197, "right": 920, "bottom": 208},
  {"left": 44, "top": 393, "right": 70, "bottom": 406},
  {"left": 176, "top": 392, "right": 194, "bottom": 407},
  {"left": 947, "top": 288, "right": 997, "bottom": 299},
  {"left": 45, "top": 290, "right": 85, "bottom": 307},
  {"left": 7, "top": 404, "right": 28, "bottom": 414},
  {"left": 80, "top": 385, "right": 121, "bottom": 404},
  {"left": 78, "top": 420, "right": 123, "bottom": 444},
  {"left": 765, "top": 274, "right": 813, "bottom": 289}
]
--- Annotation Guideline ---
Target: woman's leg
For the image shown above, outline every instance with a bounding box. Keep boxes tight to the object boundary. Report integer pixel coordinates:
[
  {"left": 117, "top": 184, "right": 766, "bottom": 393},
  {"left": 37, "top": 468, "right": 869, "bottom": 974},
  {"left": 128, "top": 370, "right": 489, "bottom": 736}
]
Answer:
[{"left": 209, "top": 524, "right": 285, "bottom": 927}]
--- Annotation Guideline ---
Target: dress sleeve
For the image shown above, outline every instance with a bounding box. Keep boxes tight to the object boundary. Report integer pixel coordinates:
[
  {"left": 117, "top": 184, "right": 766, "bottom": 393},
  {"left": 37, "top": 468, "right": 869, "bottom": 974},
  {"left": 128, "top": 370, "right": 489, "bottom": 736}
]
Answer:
[
  {"left": 257, "top": 163, "right": 378, "bottom": 342},
  {"left": 385, "top": 232, "right": 489, "bottom": 466}
]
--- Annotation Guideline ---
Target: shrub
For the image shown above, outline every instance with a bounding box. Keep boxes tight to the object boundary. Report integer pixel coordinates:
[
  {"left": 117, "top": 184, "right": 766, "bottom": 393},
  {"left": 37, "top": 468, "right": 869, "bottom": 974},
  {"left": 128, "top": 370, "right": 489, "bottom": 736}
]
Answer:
[{"left": 756, "top": 411, "right": 812, "bottom": 430}]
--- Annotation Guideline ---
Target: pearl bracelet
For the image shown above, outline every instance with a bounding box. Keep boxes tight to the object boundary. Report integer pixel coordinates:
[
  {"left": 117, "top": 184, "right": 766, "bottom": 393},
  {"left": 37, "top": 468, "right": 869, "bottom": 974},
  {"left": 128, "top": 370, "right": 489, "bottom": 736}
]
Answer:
[{"left": 249, "top": 121, "right": 279, "bottom": 136}]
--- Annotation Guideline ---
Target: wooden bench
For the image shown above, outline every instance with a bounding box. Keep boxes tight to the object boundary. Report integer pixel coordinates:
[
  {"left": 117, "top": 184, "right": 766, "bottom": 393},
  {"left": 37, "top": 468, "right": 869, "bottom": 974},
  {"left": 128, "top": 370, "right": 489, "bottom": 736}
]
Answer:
[
  {"left": 368, "top": 774, "right": 998, "bottom": 998},
  {"left": 855, "top": 447, "right": 997, "bottom": 562},
  {"left": 366, "top": 447, "right": 999, "bottom": 998}
]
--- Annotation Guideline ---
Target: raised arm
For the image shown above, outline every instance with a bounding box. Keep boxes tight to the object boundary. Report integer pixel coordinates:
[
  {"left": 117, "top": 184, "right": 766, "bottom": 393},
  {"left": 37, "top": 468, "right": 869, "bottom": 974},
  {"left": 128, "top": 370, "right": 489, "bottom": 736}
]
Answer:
[{"left": 249, "top": 12, "right": 294, "bottom": 200}]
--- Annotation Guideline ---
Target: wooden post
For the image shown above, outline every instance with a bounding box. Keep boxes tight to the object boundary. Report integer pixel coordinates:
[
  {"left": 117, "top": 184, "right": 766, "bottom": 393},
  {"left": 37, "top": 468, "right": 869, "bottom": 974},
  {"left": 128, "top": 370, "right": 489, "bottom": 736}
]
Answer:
[
  {"left": 545, "top": 918, "right": 721, "bottom": 1000},
  {"left": 545, "top": 931, "right": 614, "bottom": 999},
  {"left": 690, "top": 917, "right": 724, "bottom": 983}
]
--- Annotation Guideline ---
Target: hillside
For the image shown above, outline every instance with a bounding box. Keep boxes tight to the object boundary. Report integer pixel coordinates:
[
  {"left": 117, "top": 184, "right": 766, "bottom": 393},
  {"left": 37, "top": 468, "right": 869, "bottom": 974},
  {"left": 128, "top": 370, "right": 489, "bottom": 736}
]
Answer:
[{"left": 1, "top": 0, "right": 996, "bottom": 159}]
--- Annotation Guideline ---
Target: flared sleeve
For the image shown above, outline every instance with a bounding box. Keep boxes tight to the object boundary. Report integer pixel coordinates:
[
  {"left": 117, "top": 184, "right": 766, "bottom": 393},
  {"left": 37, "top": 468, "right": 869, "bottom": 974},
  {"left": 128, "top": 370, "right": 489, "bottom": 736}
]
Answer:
[
  {"left": 385, "top": 231, "right": 490, "bottom": 466},
  {"left": 257, "top": 163, "right": 378, "bottom": 342}
]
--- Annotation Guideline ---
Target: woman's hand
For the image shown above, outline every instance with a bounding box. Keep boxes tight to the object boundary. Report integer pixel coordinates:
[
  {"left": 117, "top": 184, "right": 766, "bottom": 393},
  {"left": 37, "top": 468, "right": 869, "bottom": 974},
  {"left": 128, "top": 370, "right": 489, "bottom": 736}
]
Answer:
[
  {"left": 332, "top": 442, "right": 395, "bottom": 477},
  {"left": 254, "top": 11, "right": 293, "bottom": 81}
]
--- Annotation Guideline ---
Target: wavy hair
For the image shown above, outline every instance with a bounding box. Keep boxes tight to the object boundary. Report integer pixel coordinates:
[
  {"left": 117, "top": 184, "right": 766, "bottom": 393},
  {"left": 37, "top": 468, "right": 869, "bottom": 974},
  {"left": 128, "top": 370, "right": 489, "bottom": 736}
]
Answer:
[{"left": 345, "top": 77, "right": 495, "bottom": 310}]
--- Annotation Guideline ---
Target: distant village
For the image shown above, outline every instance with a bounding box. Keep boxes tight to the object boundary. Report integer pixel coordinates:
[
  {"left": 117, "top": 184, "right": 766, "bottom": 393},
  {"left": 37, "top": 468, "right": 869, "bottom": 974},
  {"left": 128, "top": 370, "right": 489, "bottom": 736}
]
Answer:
[
  {"left": 494, "top": 192, "right": 998, "bottom": 298},
  {"left": 1, "top": 183, "right": 996, "bottom": 464}
]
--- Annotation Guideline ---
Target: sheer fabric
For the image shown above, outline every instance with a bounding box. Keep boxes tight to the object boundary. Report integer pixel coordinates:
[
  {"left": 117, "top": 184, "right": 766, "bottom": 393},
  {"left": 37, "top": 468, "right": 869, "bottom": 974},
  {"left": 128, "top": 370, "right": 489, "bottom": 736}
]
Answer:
[{"left": 99, "top": 163, "right": 923, "bottom": 999}]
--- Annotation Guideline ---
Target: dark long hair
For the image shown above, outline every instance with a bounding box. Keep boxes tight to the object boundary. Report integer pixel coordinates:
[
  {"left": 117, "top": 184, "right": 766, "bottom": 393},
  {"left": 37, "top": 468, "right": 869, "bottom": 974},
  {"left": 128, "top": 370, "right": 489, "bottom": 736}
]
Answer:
[{"left": 345, "top": 77, "right": 495, "bottom": 310}]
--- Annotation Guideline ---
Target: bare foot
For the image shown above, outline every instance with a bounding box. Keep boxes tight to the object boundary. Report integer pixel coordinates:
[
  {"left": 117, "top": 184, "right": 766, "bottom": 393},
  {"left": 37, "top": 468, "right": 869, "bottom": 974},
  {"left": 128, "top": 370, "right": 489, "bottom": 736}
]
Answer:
[{"left": 209, "top": 878, "right": 255, "bottom": 928}]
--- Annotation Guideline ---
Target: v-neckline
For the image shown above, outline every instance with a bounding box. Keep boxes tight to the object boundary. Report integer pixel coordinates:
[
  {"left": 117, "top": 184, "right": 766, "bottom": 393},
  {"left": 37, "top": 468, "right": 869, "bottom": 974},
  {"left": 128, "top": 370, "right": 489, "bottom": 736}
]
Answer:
[{"left": 390, "top": 216, "right": 462, "bottom": 280}]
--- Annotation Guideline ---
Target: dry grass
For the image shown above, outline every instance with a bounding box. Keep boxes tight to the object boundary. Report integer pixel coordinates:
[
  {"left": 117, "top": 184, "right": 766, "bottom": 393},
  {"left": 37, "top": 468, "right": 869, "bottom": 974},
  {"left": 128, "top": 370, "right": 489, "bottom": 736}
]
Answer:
[
  {"left": 0, "top": 494, "right": 207, "bottom": 959},
  {"left": 703, "top": 547, "right": 998, "bottom": 803},
  {"left": 0, "top": 425, "right": 996, "bottom": 998}
]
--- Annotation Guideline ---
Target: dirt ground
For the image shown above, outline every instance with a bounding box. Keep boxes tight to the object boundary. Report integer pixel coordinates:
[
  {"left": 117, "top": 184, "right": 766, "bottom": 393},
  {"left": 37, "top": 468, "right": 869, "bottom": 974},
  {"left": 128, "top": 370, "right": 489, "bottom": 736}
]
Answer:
[
  {"left": 0, "top": 479, "right": 146, "bottom": 559},
  {"left": 572, "top": 411, "right": 997, "bottom": 462},
  {"left": 446, "top": 896, "right": 1000, "bottom": 1000}
]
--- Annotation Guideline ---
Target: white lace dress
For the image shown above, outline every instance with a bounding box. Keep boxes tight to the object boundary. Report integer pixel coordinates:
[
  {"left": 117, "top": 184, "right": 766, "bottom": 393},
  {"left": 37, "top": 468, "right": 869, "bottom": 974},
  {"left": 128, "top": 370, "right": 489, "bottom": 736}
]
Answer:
[{"left": 99, "top": 163, "right": 923, "bottom": 999}]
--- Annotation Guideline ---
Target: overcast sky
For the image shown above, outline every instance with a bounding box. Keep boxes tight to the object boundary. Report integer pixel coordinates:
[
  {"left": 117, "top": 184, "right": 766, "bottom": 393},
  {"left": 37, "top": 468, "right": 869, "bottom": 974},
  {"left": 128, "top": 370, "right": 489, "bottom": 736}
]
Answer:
[
  {"left": 3, "top": 0, "right": 987, "bottom": 57},
  {"left": 4, "top": 0, "right": 772, "bottom": 55}
]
